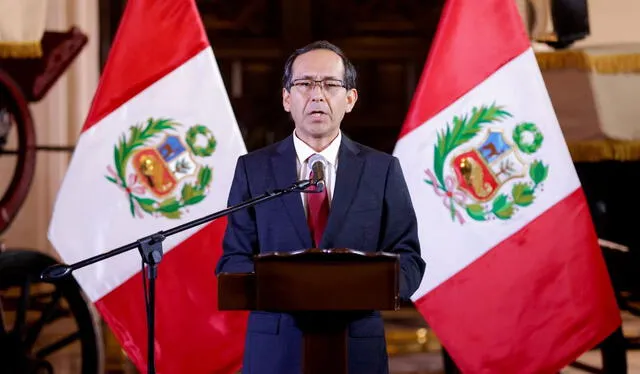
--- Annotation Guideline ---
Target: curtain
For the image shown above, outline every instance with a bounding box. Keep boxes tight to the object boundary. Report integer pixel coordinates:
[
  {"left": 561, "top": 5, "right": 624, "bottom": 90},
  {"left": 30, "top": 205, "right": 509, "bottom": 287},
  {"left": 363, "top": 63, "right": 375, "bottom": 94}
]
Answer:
[{"left": 1, "top": 0, "right": 99, "bottom": 259}]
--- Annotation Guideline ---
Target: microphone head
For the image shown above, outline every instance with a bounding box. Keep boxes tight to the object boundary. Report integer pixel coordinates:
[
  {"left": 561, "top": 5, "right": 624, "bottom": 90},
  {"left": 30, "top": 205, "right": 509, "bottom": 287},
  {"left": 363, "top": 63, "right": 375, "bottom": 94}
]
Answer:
[
  {"left": 307, "top": 154, "right": 327, "bottom": 191},
  {"left": 41, "top": 264, "right": 73, "bottom": 281},
  {"left": 307, "top": 153, "right": 327, "bottom": 169}
]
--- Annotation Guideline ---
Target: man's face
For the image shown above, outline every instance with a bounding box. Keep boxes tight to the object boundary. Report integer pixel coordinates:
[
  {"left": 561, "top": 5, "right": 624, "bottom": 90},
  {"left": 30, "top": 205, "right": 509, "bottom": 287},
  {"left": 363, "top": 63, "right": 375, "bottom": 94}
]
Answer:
[{"left": 283, "top": 49, "right": 358, "bottom": 143}]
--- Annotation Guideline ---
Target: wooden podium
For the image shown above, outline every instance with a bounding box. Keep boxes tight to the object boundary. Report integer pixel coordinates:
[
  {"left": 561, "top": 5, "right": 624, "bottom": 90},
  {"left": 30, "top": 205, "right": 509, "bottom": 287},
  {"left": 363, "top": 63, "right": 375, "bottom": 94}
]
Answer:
[{"left": 218, "top": 248, "right": 400, "bottom": 374}]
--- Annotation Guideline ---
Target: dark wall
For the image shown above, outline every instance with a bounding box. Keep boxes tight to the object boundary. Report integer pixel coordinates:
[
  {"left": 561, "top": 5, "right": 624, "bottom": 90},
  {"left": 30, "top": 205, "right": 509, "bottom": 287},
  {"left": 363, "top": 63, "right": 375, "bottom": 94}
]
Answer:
[{"left": 98, "top": 0, "right": 445, "bottom": 153}]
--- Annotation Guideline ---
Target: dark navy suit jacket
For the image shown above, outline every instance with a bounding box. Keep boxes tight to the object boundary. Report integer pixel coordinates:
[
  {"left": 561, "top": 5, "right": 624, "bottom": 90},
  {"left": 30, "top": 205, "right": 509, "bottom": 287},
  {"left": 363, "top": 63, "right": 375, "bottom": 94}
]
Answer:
[{"left": 216, "top": 134, "right": 425, "bottom": 374}]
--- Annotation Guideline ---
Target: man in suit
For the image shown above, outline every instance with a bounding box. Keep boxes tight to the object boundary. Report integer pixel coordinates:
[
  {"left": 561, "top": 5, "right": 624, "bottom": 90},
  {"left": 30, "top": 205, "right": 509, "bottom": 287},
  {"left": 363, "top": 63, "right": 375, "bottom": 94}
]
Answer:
[{"left": 215, "top": 40, "right": 426, "bottom": 374}]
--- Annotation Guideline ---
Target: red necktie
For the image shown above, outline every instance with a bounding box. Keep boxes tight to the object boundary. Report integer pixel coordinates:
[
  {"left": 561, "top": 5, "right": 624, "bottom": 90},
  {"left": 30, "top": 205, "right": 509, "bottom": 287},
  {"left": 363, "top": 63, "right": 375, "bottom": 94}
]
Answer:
[{"left": 307, "top": 167, "right": 329, "bottom": 247}]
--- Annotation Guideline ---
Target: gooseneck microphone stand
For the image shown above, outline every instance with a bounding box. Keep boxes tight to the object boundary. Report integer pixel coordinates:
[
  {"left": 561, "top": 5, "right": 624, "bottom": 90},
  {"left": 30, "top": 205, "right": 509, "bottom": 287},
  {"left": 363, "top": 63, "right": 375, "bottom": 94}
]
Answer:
[{"left": 40, "top": 178, "right": 320, "bottom": 374}]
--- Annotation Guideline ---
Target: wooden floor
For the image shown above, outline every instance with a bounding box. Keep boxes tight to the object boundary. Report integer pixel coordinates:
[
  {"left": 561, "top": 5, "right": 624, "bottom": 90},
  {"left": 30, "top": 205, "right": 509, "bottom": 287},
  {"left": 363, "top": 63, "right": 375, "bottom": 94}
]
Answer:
[{"left": 386, "top": 309, "right": 640, "bottom": 374}]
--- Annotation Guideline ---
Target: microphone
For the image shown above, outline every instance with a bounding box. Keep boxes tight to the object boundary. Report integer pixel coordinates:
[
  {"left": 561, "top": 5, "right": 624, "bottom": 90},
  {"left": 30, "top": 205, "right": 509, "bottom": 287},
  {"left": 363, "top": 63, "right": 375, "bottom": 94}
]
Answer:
[{"left": 307, "top": 154, "right": 327, "bottom": 192}]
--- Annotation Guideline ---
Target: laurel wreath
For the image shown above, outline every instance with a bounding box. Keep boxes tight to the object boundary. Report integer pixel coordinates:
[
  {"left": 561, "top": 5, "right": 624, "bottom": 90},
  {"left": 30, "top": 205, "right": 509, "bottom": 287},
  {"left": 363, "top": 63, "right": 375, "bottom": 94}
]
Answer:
[
  {"left": 186, "top": 124, "right": 216, "bottom": 157},
  {"left": 424, "top": 104, "right": 549, "bottom": 222},
  {"left": 512, "top": 122, "right": 543, "bottom": 154},
  {"left": 105, "top": 118, "right": 214, "bottom": 219}
]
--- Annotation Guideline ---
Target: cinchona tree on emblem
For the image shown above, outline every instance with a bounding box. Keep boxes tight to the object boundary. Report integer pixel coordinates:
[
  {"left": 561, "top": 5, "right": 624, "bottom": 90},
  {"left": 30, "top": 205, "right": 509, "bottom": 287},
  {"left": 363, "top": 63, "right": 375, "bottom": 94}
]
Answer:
[
  {"left": 105, "top": 117, "right": 217, "bottom": 219},
  {"left": 424, "top": 104, "right": 549, "bottom": 224}
]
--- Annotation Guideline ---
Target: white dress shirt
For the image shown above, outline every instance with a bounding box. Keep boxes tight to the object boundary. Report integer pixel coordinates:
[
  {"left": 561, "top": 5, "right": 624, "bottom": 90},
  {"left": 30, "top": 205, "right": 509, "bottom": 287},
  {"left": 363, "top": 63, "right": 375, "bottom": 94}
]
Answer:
[{"left": 292, "top": 130, "right": 341, "bottom": 213}]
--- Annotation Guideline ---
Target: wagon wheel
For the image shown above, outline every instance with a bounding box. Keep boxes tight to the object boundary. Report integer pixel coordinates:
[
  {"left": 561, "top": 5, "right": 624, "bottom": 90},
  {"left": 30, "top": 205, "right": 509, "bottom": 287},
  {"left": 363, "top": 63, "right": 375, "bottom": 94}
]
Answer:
[
  {"left": 0, "top": 69, "right": 37, "bottom": 234},
  {"left": 0, "top": 249, "right": 104, "bottom": 374}
]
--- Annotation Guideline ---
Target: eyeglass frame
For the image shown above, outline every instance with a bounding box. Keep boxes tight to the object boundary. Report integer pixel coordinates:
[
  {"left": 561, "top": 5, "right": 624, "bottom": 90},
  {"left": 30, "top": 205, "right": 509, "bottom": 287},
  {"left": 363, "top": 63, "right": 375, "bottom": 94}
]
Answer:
[{"left": 289, "top": 78, "right": 347, "bottom": 94}]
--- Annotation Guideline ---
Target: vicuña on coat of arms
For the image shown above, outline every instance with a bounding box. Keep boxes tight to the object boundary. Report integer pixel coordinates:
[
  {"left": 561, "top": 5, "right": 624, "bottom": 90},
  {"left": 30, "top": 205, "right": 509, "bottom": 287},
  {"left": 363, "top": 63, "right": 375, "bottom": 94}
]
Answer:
[
  {"left": 424, "top": 104, "right": 549, "bottom": 224},
  {"left": 106, "top": 118, "right": 216, "bottom": 219}
]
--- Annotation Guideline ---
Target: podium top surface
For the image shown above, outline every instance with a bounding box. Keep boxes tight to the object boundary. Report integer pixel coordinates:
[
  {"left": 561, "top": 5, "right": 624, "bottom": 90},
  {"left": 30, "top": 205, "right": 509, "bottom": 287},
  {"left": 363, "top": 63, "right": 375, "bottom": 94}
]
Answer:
[{"left": 254, "top": 248, "right": 399, "bottom": 263}]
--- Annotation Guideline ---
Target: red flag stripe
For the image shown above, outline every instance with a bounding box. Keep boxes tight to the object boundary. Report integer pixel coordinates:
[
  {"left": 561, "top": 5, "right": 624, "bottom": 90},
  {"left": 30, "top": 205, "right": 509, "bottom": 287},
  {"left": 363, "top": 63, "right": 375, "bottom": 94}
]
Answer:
[
  {"left": 398, "top": 0, "right": 530, "bottom": 139},
  {"left": 96, "top": 217, "right": 248, "bottom": 374},
  {"left": 82, "top": 0, "right": 209, "bottom": 132},
  {"left": 414, "top": 189, "right": 620, "bottom": 373}
]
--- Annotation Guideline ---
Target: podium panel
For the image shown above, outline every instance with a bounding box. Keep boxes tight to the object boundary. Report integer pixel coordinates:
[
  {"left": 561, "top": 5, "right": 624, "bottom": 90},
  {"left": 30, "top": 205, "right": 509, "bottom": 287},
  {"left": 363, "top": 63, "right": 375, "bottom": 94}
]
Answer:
[
  {"left": 218, "top": 248, "right": 400, "bottom": 374},
  {"left": 254, "top": 248, "right": 399, "bottom": 311}
]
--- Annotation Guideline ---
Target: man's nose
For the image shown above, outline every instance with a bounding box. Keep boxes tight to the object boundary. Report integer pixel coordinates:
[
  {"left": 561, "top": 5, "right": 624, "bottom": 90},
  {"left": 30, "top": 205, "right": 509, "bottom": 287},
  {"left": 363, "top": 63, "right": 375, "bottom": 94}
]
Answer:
[{"left": 310, "top": 84, "right": 325, "bottom": 101}]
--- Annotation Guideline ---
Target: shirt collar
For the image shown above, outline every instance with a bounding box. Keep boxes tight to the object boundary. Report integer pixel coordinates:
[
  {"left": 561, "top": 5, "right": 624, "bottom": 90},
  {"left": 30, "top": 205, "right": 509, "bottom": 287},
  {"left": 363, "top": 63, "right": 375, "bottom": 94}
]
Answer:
[{"left": 293, "top": 130, "right": 341, "bottom": 167}]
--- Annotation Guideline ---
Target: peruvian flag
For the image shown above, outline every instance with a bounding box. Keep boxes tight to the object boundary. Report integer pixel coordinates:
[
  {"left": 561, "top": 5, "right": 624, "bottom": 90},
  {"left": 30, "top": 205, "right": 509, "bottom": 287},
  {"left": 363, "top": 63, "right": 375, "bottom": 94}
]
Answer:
[
  {"left": 393, "top": 0, "right": 621, "bottom": 372},
  {"left": 47, "top": 0, "right": 247, "bottom": 373}
]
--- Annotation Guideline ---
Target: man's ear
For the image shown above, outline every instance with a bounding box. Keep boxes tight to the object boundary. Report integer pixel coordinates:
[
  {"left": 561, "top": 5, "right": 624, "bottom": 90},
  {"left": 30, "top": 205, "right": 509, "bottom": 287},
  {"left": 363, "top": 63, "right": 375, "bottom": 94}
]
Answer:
[
  {"left": 282, "top": 87, "right": 291, "bottom": 112},
  {"left": 345, "top": 88, "right": 358, "bottom": 113}
]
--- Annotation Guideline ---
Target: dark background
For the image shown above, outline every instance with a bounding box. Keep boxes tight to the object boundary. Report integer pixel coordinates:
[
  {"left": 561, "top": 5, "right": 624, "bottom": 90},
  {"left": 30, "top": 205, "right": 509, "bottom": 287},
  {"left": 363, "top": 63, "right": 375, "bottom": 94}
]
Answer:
[{"left": 99, "top": 0, "right": 446, "bottom": 153}]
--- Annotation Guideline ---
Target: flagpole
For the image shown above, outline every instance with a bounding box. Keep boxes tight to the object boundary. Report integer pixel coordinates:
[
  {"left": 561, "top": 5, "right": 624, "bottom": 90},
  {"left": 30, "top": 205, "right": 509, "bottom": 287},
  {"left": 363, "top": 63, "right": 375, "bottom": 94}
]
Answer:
[{"left": 40, "top": 178, "right": 320, "bottom": 374}]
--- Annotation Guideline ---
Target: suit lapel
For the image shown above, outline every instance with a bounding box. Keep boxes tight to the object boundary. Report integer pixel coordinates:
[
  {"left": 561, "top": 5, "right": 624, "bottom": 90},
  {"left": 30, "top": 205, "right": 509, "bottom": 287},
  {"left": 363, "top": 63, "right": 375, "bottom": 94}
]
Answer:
[
  {"left": 270, "top": 136, "right": 313, "bottom": 248},
  {"left": 321, "top": 136, "right": 364, "bottom": 248}
]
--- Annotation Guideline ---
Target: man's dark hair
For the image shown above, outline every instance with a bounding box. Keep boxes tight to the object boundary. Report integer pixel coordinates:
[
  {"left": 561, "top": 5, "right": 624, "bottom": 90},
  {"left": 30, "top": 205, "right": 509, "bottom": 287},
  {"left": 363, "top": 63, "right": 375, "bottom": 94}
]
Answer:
[{"left": 282, "top": 40, "right": 357, "bottom": 91}]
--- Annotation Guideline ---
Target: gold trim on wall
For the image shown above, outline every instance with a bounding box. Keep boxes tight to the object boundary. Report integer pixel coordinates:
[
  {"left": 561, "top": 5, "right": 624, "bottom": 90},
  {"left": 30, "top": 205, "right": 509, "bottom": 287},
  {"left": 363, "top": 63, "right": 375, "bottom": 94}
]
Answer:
[
  {"left": 0, "top": 41, "right": 42, "bottom": 58},
  {"left": 568, "top": 140, "right": 640, "bottom": 162},
  {"left": 535, "top": 50, "right": 640, "bottom": 74}
]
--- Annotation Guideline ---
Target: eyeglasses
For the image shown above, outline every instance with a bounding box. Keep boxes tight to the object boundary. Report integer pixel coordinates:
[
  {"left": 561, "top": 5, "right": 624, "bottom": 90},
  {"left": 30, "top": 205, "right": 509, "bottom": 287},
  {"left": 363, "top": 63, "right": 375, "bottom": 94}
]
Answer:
[{"left": 291, "top": 79, "right": 346, "bottom": 94}]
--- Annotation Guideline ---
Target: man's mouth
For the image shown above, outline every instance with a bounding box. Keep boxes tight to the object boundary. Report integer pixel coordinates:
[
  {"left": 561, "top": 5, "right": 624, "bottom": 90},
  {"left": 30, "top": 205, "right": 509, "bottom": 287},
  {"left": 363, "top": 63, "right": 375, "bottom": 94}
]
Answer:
[{"left": 308, "top": 110, "right": 327, "bottom": 118}]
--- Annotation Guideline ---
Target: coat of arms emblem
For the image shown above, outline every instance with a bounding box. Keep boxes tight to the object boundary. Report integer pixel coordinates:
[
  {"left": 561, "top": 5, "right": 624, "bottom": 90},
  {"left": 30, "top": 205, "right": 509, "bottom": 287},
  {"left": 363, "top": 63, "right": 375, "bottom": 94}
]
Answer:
[
  {"left": 425, "top": 104, "right": 549, "bottom": 224},
  {"left": 106, "top": 118, "right": 216, "bottom": 219}
]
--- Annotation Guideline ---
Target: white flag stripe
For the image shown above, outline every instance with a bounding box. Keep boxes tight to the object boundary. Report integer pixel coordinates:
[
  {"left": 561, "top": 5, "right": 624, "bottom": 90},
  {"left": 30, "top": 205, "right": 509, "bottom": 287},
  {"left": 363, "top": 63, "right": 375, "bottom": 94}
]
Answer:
[
  {"left": 395, "top": 48, "right": 581, "bottom": 299},
  {"left": 48, "top": 47, "right": 245, "bottom": 301}
]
